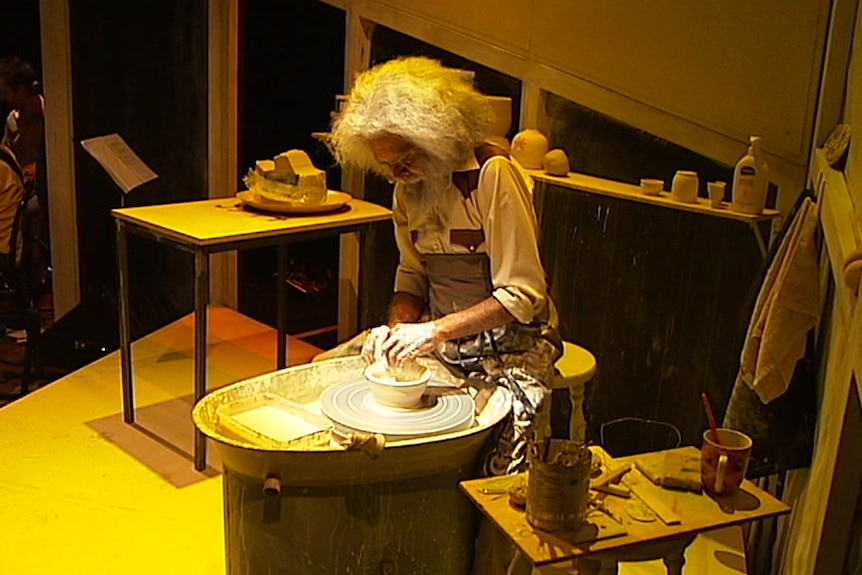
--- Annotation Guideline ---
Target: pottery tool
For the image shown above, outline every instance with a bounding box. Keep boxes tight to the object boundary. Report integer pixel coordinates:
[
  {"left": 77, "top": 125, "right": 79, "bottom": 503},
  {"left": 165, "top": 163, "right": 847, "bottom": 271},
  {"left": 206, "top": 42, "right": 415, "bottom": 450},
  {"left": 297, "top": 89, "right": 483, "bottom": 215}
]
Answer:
[
  {"left": 701, "top": 392, "right": 723, "bottom": 446},
  {"left": 591, "top": 462, "right": 632, "bottom": 497},
  {"left": 624, "top": 477, "right": 681, "bottom": 525},
  {"left": 592, "top": 483, "right": 631, "bottom": 498}
]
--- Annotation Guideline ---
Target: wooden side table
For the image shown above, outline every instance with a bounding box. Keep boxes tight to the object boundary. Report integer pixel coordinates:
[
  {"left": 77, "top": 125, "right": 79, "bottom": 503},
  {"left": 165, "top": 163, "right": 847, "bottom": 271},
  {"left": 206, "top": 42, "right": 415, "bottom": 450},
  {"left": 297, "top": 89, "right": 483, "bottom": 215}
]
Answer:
[
  {"left": 112, "top": 195, "right": 392, "bottom": 470},
  {"left": 460, "top": 446, "right": 791, "bottom": 573}
]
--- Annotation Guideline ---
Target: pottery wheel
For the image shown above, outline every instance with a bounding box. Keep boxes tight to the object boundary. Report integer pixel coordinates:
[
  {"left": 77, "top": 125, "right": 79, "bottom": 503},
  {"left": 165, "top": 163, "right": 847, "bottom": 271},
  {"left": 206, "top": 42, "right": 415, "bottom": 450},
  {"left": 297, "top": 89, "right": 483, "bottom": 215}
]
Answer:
[{"left": 320, "top": 379, "right": 475, "bottom": 437}]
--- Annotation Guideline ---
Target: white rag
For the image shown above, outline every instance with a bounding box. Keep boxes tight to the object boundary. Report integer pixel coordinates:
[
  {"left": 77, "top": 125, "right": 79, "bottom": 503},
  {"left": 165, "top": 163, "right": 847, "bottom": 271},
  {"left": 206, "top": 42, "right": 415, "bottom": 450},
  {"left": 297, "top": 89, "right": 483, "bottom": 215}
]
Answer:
[{"left": 740, "top": 197, "right": 820, "bottom": 404}]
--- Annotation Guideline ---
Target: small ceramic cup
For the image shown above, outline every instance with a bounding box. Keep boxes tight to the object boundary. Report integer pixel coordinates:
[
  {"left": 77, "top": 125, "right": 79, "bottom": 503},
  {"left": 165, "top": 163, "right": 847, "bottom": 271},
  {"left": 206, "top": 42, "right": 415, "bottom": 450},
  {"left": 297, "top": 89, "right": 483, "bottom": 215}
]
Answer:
[
  {"left": 640, "top": 178, "right": 664, "bottom": 196},
  {"left": 708, "top": 181, "right": 727, "bottom": 208},
  {"left": 701, "top": 428, "right": 753, "bottom": 496}
]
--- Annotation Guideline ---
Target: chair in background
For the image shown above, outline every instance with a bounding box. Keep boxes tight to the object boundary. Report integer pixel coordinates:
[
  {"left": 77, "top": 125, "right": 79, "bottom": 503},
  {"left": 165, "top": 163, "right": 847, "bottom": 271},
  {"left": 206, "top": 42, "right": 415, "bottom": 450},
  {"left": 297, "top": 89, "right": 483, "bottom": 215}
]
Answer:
[{"left": 599, "top": 416, "right": 683, "bottom": 458}]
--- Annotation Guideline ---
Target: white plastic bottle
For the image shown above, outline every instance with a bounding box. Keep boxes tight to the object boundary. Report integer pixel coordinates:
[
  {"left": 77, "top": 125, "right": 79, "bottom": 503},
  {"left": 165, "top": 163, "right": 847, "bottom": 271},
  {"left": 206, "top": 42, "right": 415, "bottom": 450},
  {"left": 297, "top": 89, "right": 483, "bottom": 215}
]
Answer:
[{"left": 731, "top": 136, "right": 769, "bottom": 214}]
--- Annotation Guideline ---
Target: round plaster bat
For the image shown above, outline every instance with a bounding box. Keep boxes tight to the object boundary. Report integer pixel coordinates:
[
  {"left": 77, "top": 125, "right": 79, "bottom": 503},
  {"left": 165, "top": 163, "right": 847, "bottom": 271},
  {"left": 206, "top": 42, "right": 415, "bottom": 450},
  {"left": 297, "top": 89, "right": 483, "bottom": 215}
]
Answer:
[{"left": 543, "top": 149, "right": 570, "bottom": 176}]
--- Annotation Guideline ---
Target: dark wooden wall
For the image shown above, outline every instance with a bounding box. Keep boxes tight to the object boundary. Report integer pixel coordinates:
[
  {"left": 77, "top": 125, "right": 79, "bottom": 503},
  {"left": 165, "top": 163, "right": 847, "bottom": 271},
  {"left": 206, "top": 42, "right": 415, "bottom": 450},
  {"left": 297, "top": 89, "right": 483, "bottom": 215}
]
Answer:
[
  {"left": 537, "top": 185, "right": 768, "bottom": 446},
  {"left": 540, "top": 93, "right": 775, "bottom": 446},
  {"left": 70, "top": 0, "right": 208, "bottom": 342},
  {"left": 237, "top": 0, "right": 345, "bottom": 347}
]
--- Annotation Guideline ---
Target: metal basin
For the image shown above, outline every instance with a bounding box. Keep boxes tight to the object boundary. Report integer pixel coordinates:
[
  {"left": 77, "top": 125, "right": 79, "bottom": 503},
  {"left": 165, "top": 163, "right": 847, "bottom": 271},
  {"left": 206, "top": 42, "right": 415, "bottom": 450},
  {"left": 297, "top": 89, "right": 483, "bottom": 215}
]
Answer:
[{"left": 193, "top": 356, "right": 510, "bottom": 575}]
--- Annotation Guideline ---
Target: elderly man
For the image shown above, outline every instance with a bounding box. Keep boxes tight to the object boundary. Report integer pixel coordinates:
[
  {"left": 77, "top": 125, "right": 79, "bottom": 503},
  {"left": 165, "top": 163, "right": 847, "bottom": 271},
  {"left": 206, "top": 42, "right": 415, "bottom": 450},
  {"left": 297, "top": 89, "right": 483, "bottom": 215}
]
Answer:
[{"left": 328, "top": 56, "right": 561, "bottom": 476}]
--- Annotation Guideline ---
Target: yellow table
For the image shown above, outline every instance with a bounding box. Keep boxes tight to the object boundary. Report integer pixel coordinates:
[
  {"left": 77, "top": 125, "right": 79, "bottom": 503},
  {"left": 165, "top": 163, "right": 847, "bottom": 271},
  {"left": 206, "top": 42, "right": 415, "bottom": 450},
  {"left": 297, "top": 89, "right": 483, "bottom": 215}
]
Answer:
[
  {"left": 460, "top": 446, "right": 791, "bottom": 573},
  {"left": 112, "top": 195, "right": 392, "bottom": 469}
]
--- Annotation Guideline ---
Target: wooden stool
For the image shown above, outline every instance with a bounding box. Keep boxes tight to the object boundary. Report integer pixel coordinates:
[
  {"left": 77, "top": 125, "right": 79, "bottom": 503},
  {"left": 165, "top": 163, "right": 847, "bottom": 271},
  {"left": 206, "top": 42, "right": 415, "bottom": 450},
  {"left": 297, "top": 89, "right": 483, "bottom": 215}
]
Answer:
[{"left": 550, "top": 341, "right": 596, "bottom": 441}]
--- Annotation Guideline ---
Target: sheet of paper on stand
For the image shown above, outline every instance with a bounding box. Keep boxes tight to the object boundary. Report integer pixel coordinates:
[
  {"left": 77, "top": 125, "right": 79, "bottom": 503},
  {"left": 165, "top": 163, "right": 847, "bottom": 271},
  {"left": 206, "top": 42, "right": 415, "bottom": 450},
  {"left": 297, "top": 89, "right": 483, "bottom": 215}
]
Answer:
[{"left": 80, "top": 133, "right": 158, "bottom": 194}]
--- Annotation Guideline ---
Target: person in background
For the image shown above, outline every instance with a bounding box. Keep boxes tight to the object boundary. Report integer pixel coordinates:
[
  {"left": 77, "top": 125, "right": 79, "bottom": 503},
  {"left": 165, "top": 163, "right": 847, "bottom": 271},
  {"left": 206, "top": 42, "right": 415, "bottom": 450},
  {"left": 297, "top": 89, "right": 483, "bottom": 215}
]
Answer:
[
  {"left": 0, "top": 144, "right": 25, "bottom": 267},
  {"left": 0, "top": 57, "right": 43, "bottom": 184},
  {"left": 327, "top": 56, "right": 562, "bottom": 478},
  {"left": 0, "top": 57, "right": 48, "bottom": 296}
]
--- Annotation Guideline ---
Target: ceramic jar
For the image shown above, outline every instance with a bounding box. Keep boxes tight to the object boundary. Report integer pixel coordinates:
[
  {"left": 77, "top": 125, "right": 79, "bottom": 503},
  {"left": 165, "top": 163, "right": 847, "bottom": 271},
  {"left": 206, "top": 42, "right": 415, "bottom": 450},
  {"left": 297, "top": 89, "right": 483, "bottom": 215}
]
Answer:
[
  {"left": 542, "top": 149, "right": 570, "bottom": 176},
  {"left": 671, "top": 170, "right": 699, "bottom": 204},
  {"left": 511, "top": 129, "right": 549, "bottom": 169}
]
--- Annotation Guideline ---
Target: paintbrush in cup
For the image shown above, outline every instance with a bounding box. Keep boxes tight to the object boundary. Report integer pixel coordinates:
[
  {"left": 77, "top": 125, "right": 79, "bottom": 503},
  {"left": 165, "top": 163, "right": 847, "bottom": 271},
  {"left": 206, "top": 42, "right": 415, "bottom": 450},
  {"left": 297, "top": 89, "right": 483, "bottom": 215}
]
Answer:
[{"left": 700, "top": 392, "right": 722, "bottom": 446}]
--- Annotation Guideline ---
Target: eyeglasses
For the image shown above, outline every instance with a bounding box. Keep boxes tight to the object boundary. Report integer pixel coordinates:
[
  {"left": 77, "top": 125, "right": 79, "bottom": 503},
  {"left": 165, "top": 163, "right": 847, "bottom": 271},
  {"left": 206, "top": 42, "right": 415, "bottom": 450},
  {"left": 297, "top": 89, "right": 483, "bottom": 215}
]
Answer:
[{"left": 377, "top": 147, "right": 419, "bottom": 172}]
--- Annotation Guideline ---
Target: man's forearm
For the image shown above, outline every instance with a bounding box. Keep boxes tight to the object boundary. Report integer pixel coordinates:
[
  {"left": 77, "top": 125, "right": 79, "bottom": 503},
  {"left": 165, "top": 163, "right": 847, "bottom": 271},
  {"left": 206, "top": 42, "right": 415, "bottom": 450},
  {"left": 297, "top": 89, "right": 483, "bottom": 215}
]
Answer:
[
  {"left": 433, "top": 297, "right": 515, "bottom": 342},
  {"left": 388, "top": 291, "right": 425, "bottom": 325}
]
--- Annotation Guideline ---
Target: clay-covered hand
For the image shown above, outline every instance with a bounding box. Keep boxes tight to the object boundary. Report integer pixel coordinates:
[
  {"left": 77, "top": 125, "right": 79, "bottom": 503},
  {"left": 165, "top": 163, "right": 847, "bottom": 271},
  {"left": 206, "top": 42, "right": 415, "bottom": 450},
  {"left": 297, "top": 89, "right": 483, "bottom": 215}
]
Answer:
[
  {"left": 361, "top": 325, "right": 391, "bottom": 364},
  {"left": 383, "top": 322, "right": 439, "bottom": 365}
]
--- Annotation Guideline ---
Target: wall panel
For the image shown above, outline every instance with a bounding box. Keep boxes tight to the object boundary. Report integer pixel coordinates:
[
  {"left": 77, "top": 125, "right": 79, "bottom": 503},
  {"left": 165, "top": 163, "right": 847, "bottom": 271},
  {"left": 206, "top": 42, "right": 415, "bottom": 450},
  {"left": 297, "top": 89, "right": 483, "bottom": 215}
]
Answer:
[{"left": 530, "top": 1, "right": 827, "bottom": 163}]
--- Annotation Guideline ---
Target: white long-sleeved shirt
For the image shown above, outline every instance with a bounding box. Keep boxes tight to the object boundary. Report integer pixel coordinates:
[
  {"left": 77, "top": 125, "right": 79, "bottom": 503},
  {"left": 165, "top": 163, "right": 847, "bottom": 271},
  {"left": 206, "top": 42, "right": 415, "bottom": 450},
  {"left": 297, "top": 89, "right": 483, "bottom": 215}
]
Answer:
[{"left": 392, "top": 155, "right": 549, "bottom": 324}]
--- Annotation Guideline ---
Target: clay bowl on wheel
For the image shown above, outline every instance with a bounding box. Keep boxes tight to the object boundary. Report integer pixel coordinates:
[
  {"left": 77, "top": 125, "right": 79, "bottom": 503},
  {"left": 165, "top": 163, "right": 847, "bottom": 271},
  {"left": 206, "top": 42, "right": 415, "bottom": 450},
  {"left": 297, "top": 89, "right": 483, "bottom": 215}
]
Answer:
[{"left": 364, "top": 361, "right": 431, "bottom": 409}]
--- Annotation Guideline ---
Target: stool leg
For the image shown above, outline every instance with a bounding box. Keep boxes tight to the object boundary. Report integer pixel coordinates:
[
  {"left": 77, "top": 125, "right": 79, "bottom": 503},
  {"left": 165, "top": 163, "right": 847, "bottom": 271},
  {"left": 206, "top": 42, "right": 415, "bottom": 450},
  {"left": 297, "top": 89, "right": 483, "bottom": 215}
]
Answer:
[
  {"left": 663, "top": 550, "right": 686, "bottom": 575},
  {"left": 569, "top": 384, "right": 587, "bottom": 442},
  {"left": 535, "top": 394, "right": 553, "bottom": 440}
]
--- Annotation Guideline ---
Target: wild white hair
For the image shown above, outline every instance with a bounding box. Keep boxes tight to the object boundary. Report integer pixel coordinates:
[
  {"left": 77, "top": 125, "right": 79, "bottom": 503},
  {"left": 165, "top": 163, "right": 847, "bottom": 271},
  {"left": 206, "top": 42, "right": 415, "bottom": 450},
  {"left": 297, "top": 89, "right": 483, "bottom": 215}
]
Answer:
[{"left": 329, "top": 57, "right": 495, "bottom": 176}]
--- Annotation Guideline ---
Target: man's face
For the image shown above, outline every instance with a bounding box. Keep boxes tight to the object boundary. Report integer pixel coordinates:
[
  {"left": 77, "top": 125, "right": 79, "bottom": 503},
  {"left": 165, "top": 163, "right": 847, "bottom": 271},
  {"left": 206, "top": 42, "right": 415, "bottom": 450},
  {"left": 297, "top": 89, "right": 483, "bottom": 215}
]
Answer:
[
  {"left": 0, "top": 78, "right": 26, "bottom": 110},
  {"left": 368, "top": 134, "right": 427, "bottom": 185}
]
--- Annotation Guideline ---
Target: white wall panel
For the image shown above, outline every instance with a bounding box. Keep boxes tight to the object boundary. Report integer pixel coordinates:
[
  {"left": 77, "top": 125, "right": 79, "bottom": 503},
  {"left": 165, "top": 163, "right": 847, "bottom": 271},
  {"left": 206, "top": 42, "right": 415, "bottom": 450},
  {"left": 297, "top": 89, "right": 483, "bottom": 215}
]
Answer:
[
  {"left": 530, "top": 2, "right": 827, "bottom": 164},
  {"left": 378, "top": 0, "right": 533, "bottom": 55}
]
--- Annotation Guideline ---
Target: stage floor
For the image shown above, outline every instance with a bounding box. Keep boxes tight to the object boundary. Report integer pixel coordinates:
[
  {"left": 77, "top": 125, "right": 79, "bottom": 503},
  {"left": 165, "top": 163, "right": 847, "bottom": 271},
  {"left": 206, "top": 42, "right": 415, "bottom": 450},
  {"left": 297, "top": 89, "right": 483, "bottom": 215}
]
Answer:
[
  {"left": 0, "top": 307, "right": 323, "bottom": 575},
  {"left": 0, "top": 306, "right": 747, "bottom": 574}
]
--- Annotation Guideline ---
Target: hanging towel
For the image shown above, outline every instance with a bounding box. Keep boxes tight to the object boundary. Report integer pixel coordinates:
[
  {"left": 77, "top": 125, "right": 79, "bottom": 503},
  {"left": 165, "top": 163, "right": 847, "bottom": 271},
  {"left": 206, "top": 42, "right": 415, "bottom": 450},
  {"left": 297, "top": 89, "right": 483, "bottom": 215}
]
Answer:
[
  {"left": 739, "top": 197, "right": 820, "bottom": 404},
  {"left": 842, "top": 248, "right": 862, "bottom": 295}
]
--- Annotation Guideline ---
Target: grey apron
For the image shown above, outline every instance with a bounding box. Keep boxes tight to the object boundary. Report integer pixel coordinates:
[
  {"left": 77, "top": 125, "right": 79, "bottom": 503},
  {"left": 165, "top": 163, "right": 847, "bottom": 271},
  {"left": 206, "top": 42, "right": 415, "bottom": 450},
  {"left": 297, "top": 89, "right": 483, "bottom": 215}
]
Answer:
[{"left": 425, "top": 252, "right": 562, "bottom": 475}]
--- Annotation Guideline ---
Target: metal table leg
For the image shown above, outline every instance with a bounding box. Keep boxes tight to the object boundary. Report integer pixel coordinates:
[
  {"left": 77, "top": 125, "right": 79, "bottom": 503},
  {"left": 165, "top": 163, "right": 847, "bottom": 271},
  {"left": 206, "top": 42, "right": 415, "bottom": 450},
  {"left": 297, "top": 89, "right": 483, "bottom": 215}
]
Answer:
[
  {"left": 117, "top": 221, "right": 135, "bottom": 423},
  {"left": 277, "top": 243, "right": 288, "bottom": 369},
  {"left": 194, "top": 249, "right": 210, "bottom": 471},
  {"left": 748, "top": 221, "right": 769, "bottom": 258}
]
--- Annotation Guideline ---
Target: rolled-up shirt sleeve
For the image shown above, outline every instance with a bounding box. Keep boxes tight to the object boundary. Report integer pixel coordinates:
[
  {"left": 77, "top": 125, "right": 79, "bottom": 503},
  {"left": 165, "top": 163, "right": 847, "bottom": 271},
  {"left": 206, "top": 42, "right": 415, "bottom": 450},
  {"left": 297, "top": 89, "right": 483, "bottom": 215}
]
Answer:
[
  {"left": 392, "top": 185, "right": 428, "bottom": 299},
  {"left": 477, "top": 157, "right": 549, "bottom": 324}
]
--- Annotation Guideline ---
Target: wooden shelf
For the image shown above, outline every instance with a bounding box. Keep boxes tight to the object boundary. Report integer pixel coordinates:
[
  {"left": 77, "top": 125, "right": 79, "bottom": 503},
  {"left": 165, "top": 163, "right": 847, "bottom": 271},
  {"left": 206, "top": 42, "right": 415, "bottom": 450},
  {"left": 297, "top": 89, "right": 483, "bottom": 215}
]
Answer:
[{"left": 525, "top": 169, "right": 781, "bottom": 223}]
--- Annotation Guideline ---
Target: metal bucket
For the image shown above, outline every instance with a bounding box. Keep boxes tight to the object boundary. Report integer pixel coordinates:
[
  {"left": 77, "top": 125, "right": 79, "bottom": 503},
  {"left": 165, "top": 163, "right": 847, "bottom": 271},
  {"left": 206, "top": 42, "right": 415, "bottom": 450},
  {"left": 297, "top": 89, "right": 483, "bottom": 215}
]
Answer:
[
  {"left": 525, "top": 440, "right": 592, "bottom": 532},
  {"left": 193, "top": 356, "right": 510, "bottom": 575}
]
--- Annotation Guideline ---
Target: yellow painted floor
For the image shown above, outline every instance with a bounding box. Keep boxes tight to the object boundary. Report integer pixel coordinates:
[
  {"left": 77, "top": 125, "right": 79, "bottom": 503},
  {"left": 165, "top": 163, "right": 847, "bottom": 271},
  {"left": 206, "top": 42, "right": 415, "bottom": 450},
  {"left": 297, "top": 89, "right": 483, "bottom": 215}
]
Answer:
[{"left": 0, "top": 307, "right": 322, "bottom": 575}]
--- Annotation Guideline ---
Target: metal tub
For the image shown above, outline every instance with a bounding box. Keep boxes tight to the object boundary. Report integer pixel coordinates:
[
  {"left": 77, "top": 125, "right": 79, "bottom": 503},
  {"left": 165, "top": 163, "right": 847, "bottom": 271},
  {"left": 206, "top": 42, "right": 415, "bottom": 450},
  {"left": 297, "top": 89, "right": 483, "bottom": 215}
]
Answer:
[{"left": 193, "top": 356, "right": 510, "bottom": 575}]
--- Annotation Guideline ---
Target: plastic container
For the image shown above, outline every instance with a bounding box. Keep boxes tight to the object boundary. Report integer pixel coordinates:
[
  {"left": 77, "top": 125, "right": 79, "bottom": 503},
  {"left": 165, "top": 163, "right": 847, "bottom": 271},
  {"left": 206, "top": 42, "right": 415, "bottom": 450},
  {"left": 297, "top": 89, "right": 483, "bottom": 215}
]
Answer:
[{"left": 731, "top": 136, "right": 769, "bottom": 214}]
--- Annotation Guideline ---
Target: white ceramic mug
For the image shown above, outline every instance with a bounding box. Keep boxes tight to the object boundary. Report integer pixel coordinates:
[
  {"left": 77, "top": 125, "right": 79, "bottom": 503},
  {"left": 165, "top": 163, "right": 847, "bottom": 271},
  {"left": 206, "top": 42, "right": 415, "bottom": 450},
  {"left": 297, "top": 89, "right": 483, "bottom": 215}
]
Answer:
[{"left": 701, "top": 428, "right": 753, "bottom": 495}]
